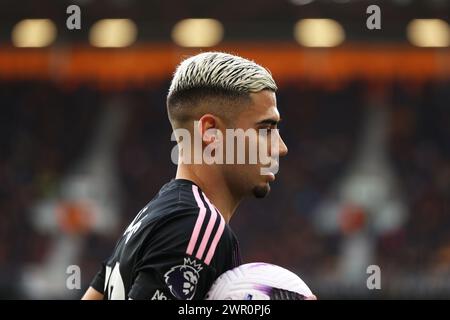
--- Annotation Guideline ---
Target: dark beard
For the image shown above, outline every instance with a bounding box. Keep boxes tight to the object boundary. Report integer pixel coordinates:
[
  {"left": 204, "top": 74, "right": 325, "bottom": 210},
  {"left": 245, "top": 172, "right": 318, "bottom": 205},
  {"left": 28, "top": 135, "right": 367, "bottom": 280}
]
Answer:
[{"left": 252, "top": 184, "right": 270, "bottom": 198}]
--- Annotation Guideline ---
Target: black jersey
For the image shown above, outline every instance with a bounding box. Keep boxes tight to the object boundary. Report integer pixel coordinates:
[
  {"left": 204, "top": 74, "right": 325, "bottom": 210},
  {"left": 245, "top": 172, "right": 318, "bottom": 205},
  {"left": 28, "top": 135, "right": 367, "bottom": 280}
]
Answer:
[{"left": 90, "top": 179, "right": 241, "bottom": 300}]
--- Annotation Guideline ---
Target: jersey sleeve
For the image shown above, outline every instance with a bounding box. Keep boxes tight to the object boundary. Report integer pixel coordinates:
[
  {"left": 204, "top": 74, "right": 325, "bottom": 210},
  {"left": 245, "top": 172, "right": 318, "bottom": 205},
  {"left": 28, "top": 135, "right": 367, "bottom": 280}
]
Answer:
[
  {"left": 128, "top": 206, "right": 236, "bottom": 300},
  {"left": 89, "top": 262, "right": 106, "bottom": 295}
]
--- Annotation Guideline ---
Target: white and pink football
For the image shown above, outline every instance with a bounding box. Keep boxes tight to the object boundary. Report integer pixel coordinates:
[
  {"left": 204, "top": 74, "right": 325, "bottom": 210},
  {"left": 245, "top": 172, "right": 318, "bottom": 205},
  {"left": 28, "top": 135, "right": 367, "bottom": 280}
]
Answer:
[{"left": 206, "top": 262, "right": 316, "bottom": 300}]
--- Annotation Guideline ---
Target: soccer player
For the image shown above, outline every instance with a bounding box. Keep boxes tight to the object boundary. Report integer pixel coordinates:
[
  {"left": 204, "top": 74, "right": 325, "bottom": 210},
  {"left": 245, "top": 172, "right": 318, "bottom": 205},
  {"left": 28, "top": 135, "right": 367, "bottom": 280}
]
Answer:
[{"left": 82, "top": 52, "right": 288, "bottom": 300}]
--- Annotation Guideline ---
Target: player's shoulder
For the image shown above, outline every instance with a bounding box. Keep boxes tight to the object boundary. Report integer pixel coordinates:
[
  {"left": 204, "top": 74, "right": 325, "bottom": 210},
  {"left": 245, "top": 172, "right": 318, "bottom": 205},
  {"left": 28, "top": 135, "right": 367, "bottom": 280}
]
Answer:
[
  {"left": 143, "top": 179, "right": 235, "bottom": 259},
  {"left": 155, "top": 179, "right": 230, "bottom": 230},
  {"left": 147, "top": 178, "right": 207, "bottom": 220},
  {"left": 139, "top": 179, "right": 230, "bottom": 235}
]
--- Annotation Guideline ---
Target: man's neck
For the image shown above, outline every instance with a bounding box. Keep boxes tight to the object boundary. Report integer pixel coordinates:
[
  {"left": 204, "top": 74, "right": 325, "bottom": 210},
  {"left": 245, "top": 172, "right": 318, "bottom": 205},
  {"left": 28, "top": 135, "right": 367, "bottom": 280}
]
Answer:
[{"left": 176, "top": 164, "right": 240, "bottom": 223}]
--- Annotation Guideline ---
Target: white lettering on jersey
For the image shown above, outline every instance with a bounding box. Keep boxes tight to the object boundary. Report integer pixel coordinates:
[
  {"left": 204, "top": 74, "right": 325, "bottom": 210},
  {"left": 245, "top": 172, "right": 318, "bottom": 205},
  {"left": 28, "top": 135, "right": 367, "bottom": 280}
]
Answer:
[
  {"left": 123, "top": 206, "right": 147, "bottom": 244},
  {"left": 105, "top": 262, "right": 125, "bottom": 299}
]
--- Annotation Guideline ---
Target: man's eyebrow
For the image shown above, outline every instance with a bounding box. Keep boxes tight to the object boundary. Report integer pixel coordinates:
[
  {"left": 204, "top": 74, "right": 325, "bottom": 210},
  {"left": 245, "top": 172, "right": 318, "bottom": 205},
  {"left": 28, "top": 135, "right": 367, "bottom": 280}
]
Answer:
[{"left": 256, "top": 118, "right": 282, "bottom": 126}]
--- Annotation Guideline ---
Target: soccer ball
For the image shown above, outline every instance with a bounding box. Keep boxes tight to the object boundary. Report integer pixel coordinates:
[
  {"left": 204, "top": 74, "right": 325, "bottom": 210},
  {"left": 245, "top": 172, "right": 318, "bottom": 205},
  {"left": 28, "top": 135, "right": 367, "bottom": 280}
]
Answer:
[{"left": 205, "top": 262, "right": 316, "bottom": 300}]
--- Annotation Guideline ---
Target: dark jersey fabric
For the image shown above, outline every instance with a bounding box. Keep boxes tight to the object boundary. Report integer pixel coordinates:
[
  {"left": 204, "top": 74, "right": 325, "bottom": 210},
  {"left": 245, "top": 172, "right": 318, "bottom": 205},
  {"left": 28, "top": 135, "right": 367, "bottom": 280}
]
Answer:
[{"left": 90, "top": 179, "right": 241, "bottom": 300}]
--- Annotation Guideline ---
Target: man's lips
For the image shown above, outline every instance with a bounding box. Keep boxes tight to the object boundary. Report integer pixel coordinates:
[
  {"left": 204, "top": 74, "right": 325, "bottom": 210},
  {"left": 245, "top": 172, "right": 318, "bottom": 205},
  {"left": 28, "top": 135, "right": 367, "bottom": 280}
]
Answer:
[{"left": 264, "top": 161, "right": 279, "bottom": 181}]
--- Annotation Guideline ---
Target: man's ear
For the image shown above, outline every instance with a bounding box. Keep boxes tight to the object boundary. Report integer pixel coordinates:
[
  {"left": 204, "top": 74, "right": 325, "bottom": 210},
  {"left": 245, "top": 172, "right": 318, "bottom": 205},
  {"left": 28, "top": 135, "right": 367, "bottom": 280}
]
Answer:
[{"left": 198, "top": 114, "right": 218, "bottom": 144}]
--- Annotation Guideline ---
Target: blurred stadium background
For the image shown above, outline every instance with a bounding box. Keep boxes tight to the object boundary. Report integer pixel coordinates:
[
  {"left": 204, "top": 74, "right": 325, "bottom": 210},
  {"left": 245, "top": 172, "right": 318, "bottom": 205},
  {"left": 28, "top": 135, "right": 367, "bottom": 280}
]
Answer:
[{"left": 0, "top": 0, "right": 449, "bottom": 299}]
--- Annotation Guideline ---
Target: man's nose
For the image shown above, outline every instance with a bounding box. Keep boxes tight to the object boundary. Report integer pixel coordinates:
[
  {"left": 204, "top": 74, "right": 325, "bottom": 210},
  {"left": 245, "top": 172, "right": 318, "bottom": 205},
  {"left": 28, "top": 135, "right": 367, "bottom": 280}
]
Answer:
[{"left": 278, "top": 135, "right": 288, "bottom": 157}]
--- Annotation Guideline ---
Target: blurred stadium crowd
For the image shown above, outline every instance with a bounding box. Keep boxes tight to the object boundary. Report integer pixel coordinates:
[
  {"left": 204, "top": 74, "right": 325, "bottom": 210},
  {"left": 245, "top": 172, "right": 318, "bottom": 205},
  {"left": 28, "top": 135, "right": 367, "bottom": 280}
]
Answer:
[{"left": 0, "top": 78, "right": 449, "bottom": 298}]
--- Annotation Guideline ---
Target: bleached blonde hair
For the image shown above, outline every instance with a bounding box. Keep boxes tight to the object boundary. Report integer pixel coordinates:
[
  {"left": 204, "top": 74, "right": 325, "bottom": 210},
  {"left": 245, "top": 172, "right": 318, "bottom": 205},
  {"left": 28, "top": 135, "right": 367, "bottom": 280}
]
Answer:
[
  {"left": 167, "top": 52, "right": 277, "bottom": 128},
  {"left": 168, "top": 52, "right": 277, "bottom": 96}
]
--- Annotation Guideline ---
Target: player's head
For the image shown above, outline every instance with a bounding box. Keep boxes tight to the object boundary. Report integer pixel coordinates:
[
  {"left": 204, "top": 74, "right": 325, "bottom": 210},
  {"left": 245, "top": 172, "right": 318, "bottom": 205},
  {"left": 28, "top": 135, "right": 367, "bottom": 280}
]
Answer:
[{"left": 167, "top": 52, "right": 288, "bottom": 199}]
